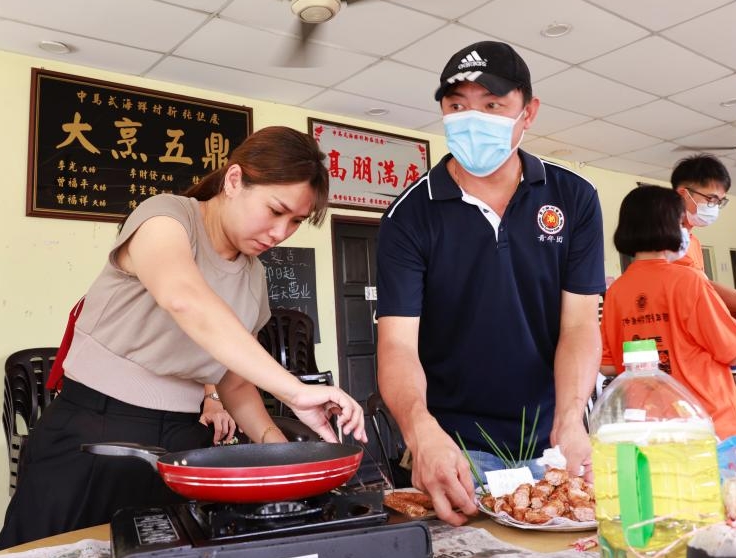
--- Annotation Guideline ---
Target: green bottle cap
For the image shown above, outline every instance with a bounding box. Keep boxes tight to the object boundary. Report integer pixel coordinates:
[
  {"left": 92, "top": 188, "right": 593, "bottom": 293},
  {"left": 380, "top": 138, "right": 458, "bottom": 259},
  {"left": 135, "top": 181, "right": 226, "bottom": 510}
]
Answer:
[
  {"left": 623, "top": 340, "right": 657, "bottom": 353},
  {"left": 622, "top": 340, "right": 659, "bottom": 366}
]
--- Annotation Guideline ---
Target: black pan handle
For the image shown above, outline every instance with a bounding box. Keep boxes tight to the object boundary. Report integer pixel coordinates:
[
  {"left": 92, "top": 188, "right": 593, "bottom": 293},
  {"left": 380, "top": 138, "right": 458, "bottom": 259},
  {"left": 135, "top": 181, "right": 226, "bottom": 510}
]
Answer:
[{"left": 81, "top": 442, "right": 167, "bottom": 471}]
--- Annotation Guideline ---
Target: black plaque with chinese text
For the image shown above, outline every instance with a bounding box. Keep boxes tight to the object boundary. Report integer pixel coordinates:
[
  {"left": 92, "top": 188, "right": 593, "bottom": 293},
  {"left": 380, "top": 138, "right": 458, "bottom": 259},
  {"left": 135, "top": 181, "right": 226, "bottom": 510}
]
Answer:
[
  {"left": 258, "top": 247, "right": 320, "bottom": 342},
  {"left": 27, "top": 68, "right": 252, "bottom": 222}
]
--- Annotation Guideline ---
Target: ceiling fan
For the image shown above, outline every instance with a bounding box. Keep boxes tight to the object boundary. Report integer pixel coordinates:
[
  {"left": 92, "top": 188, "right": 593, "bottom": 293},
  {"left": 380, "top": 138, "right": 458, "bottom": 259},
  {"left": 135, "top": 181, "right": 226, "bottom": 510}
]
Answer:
[{"left": 277, "top": 0, "right": 371, "bottom": 67}]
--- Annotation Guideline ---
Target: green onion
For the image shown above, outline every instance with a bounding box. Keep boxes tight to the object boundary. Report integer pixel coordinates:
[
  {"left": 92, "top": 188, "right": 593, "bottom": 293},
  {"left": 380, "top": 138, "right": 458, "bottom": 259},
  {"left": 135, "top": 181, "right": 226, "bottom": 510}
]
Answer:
[
  {"left": 522, "top": 406, "right": 541, "bottom": 462},
  {"left": 457, "top": 405, "right": 541, "bottom": 474},
  {"left": 455, "top": 431, "right": 488, "bottom": 495},
  {"left": 476, "top": 423, "right": 514, "bottom": 468},
  {"left": 519, "top": 406, "right": 526, "bottom": 464}
]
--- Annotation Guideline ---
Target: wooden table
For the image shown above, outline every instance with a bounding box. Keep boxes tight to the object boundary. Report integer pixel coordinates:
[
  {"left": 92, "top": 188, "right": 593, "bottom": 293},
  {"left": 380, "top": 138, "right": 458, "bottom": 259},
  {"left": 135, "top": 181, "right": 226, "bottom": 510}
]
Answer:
[
  {"left": 0, "top": 524, "right": 108, "bottom": 554},
  {"left": 471, "top": 516, "right": 593, "bottom": 552},
  {"left": 0, "top": 517, "right": 593, "bottom": 555}
]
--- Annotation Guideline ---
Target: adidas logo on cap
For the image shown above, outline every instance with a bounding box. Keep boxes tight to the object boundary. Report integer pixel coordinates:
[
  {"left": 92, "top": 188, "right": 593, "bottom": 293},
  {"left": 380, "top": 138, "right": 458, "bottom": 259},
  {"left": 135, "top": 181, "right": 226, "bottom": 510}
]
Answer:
[
  {"left": 457, "top": 50, "right": 486, "bottom": 70},
  {"left": 435, "top": 41, "right": 532, "bottom": 101}
]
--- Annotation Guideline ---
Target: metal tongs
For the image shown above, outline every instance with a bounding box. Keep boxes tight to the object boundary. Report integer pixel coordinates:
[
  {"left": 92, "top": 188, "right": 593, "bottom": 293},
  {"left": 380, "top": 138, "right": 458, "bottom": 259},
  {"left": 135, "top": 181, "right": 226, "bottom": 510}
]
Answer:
[{"left": 325, "top": 401, "right": 395, "bottom": 492}]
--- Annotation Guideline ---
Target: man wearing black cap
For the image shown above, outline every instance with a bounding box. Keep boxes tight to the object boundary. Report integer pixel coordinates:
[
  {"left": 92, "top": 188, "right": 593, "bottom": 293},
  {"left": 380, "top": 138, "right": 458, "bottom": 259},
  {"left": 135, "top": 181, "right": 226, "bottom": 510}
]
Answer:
[{"left": 376, "top": 41, "right": 605, "bottom": 525}]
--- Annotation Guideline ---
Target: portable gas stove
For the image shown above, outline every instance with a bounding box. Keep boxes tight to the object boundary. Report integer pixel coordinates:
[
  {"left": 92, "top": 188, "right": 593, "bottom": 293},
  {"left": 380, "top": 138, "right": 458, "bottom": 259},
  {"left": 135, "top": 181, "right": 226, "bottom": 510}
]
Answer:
[{"left": 111, "top": 490, "right": 431, "bottom": 558}]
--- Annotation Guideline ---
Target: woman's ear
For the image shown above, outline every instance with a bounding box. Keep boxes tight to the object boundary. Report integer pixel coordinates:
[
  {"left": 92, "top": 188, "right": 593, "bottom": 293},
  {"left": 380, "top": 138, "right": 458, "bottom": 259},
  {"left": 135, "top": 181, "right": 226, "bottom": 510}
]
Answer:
[{"left": 222, "top": 164, "right": 243, "bottom": 198}]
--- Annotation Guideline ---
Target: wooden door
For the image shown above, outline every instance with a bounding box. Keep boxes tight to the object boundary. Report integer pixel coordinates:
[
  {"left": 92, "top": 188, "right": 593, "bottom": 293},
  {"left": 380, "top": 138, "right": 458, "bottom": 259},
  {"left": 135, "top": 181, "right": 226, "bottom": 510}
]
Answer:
[
  {"left": 332, "top": 217, "right": 384, "bottom": 484},
  {"left": 332, "top": 218, "right": 380, "bottom": 403}
]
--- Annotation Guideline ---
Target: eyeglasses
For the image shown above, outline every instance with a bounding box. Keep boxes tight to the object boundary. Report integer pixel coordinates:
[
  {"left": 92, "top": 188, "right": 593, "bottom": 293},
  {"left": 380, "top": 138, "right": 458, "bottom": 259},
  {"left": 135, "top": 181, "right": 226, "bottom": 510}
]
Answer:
[{"left": 685, "top": 188, "right": 730, "bottom": 209}]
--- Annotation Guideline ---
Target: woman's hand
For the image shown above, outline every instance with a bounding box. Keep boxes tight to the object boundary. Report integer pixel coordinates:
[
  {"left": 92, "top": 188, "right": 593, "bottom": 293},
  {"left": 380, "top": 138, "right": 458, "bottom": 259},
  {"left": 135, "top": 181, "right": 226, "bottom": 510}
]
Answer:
[
  {"left": 287, "top": 385, "right": 367, "bottom": 443},
  {"left": 199, "top": 398, "right": 237, "bottom": 445}
]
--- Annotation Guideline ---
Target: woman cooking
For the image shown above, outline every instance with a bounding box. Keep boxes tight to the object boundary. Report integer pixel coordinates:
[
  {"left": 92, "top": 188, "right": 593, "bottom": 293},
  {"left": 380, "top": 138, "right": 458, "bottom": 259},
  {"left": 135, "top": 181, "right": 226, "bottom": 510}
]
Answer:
[{"left": 0, "top": 126, "right": 367, "bottom": 548}]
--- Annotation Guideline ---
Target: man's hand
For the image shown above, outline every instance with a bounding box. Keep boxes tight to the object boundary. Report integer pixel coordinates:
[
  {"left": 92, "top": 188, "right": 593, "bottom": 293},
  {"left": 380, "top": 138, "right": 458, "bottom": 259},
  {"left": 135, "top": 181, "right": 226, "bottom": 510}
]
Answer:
[
  {"left": 552, "top": 291, "right": 600, "bottom": 482},
  {"left": 409, "top": 420, "right": 479, "bottom": 526},
  {"left": 551, "top": 419, "right": 592, "bottom": 482}
]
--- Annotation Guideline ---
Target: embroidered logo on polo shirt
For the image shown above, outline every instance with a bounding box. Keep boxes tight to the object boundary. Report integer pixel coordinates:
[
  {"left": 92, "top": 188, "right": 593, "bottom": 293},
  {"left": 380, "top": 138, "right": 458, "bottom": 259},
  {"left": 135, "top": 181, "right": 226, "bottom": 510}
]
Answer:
[{"left": 537, "top": 205, "right": 564, "bottom": 235}]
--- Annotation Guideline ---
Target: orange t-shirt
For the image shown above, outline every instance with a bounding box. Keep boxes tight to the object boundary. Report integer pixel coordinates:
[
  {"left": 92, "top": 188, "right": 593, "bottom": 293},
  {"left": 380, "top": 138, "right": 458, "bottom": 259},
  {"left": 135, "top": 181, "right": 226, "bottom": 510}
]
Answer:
[
  {"left": 673, "top": 230, "right": 705, "bottom": 273},
  {"left": 600, "top": 258, "right": 736, "bottom": 439}
]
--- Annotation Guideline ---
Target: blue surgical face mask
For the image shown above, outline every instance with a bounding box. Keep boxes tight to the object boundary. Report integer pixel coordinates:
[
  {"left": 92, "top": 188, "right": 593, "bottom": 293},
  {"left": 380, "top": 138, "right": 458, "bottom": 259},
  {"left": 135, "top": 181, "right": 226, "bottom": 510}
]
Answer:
[
  {"left": 443, "top": 109, "right": 525, "bottom": 177},
  {"left": 666, "top": 227, "right": 690, "bottom": 262}
]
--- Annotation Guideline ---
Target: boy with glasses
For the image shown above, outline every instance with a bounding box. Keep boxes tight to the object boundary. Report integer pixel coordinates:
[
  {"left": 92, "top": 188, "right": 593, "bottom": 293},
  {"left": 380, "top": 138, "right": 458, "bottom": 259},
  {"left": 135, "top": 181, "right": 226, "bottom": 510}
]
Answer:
[{"left": 671, "top": 154, "right": 736, "bottom": 316}]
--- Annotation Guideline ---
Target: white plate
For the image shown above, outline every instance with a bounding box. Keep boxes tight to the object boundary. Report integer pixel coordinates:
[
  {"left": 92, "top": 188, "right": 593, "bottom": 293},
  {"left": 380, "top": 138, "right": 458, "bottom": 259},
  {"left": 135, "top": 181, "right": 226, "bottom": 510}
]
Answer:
[{"left": 476, "top": 488, "right": 597, "bottom": 532}]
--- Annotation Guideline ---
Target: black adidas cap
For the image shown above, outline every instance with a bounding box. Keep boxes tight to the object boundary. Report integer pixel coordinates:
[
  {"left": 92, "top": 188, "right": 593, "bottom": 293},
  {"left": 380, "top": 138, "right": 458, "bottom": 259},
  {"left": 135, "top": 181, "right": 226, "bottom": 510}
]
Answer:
[{"left": 434, "top": 41, "right": 531, "bottom": 101}]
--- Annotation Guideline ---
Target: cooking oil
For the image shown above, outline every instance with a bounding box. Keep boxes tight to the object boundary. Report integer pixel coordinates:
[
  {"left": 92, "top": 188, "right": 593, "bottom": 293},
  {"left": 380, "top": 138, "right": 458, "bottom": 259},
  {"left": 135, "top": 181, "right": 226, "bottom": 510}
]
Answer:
[
  {"left": 593, "top": 423, "right": 723, "bottom": 558},
  {"left": 588, "top": 340, "right": 724, "bottom": 558}
]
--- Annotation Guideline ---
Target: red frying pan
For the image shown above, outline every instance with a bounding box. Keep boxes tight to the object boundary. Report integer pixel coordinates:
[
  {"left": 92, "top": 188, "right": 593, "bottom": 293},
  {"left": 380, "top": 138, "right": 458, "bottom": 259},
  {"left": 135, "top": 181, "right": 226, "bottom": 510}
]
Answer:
[{"left": 82, "top": 441, "right": 362, "bottom": 502}]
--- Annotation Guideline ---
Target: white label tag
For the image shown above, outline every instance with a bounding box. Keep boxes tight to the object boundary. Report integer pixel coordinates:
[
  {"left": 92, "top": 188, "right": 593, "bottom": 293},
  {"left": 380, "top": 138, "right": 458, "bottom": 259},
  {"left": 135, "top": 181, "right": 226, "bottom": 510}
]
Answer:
[
  {"left": 623, "top": 408, "right": 647, "bottom": 422},
  {"left": 364, "top": 286, "right": 377, "bottom": 300},
  {"left": 485, "top": 466, "right": 534, "bottom": 497}
]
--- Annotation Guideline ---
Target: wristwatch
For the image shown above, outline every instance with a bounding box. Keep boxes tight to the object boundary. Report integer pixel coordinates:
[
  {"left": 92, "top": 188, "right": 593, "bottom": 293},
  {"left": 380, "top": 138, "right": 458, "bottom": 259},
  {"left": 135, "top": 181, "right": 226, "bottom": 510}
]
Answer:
[{"left": 206, "top": 392, "right": 220, "bottom": 401}]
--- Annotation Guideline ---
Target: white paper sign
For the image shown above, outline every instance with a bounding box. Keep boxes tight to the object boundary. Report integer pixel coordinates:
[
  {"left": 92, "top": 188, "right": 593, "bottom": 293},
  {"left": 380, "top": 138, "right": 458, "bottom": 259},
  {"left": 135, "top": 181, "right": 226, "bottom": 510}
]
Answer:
[
  {"left": 310, "top": 119, "right": 430, "bottom": 211},
  {"left": 485, "top": 466, "right": 534, "bottom": 497}
]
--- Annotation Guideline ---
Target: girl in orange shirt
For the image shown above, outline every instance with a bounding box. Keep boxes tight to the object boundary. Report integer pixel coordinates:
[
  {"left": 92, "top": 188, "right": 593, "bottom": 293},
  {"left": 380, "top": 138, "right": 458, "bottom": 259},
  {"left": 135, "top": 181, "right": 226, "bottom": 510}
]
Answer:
[{"left": 600, "top": 185, "right": 736, "bottom": 439}]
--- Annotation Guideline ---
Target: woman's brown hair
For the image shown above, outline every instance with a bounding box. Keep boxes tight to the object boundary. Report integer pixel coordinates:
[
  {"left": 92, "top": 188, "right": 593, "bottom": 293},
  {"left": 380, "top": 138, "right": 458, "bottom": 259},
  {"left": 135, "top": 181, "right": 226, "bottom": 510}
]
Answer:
[{"left": 184, "top": 126, "right": 329, "bottom": 226}]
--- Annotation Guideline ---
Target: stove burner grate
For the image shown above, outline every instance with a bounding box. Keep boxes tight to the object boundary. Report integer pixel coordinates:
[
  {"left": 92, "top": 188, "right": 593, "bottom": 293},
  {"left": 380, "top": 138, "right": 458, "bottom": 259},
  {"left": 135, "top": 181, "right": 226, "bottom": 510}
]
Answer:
[
  {"left": 185, "top": 490, "right": 388, "bottom": 541},
  {"left": 243, "top": 500, "right": 323, "bottom": 521}
]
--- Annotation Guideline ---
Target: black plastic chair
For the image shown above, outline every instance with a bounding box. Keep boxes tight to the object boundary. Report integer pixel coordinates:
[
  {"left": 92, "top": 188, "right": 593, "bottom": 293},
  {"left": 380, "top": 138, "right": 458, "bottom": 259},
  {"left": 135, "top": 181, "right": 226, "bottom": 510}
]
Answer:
[
  {"left": 257, "top": 309, "right": 334, "bottom": 416},
  {"left": 2, "top": 347, "right": 59, "bottom": 495}
]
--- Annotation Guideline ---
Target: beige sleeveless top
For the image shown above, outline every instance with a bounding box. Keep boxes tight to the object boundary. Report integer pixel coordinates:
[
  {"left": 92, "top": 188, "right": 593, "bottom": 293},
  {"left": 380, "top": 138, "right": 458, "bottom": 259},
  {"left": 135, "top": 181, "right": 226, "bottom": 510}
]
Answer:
[{"left": 64, "top": 194, "right": 271, "bottom": 412}]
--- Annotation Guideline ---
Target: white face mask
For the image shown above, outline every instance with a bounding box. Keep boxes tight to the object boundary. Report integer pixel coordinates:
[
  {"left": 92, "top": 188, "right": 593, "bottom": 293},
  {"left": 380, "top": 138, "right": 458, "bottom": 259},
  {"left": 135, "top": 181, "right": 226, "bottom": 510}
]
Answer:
[
  {"left": 684, "top": 190, "right": 720, "bottom": 227},
  {"left": 665, "top": 227, "right": 691, "bottom": 262}
]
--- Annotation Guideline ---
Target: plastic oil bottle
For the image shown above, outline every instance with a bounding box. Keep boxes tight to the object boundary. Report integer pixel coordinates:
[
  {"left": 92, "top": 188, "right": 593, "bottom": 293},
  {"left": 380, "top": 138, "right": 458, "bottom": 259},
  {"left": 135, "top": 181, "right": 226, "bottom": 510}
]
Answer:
[{"left": 589, "top": 340, "right": 724, "bottom": 558}]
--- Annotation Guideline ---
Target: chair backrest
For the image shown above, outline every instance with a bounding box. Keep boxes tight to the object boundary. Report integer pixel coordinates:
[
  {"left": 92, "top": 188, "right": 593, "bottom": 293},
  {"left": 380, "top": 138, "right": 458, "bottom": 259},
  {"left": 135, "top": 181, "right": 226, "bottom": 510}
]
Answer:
[
  {"left": 257, "top": 308, "right": 320, "bottom": 375},
  {"left": 256, "top": 309, "right": 333, "bottom": 417},
  {"left": 2, "top": 347, "right": 59, "bottom": 494},
  {"left": 3, "top": 348, "right": 58, "bottom": 434}
]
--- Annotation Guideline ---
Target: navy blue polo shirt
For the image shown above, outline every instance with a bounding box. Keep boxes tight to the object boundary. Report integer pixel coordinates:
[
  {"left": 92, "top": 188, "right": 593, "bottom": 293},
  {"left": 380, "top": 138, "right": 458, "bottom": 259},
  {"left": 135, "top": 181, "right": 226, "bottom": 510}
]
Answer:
[{"left": 376, "top": 150, "right": 605, "bottom": 454}]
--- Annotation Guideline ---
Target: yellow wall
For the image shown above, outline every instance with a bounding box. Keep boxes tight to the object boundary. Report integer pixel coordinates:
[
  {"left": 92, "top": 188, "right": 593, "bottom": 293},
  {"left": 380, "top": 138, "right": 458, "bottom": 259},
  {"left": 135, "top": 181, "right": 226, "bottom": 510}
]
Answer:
[
  {"left": 578, "top": 163, "right": 736, "bottom": 284},
  {"left": 0, "top": 49, "right": 444, "bottom": 382},
  {"left": 1, "top": 48, "right": 735, "bottom": 521}
]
